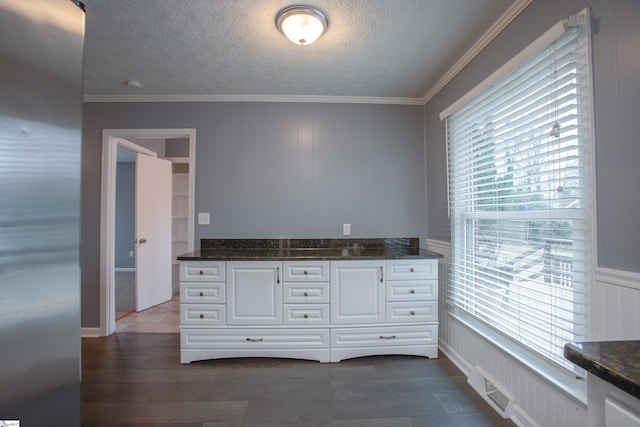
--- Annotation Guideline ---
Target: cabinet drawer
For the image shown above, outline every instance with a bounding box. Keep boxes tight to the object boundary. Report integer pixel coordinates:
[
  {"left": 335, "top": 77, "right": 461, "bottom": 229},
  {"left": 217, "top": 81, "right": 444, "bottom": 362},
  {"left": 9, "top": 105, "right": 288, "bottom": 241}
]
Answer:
[
  {"left": 385, "top": 301, "right": 438, "bottom": 323},
  {"left": 283, "top": 304, "right": 329, "bottom": 325},
  {"left": 181, "top": 328, "right": 329, "bottom": 349},
  {"left": 283, "top": 261, "right": 330, "bottom": 281},
  {"left": 385, "top": 260, "right": 437, "bottom": 280},
  {"left": 386, "top": 280, "right": 437, "bottom": 302},
  {"left": 180, "top": 282, "right": 225, "bottom": 304},
  {"left": 330, "top": 325, "right": 438, "bottom": 348},
  {"left": 181, "top": 304, "right": 226, "bottom": 325},
  {"left": 180, "top": 261, "right": 226, "bottom": 282},
  {"left": 283, "top": 282, "right": 329, "bottom": 303}
]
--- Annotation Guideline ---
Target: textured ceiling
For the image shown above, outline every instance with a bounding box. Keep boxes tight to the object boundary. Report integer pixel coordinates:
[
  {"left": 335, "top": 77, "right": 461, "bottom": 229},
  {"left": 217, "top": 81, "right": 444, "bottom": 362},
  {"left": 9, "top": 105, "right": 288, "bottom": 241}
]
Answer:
[{"left": 82, "top": 0, "right": 519, "bottom": 102}]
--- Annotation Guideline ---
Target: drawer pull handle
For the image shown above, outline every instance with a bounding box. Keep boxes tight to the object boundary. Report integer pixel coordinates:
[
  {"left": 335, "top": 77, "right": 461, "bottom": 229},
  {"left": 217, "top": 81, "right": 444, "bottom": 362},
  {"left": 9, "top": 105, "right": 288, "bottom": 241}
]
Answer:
[
  {"left": 199, "top": 314, "right": 204, "bottom": 319},
  {"left": 199, "top": 270, "right": 204, "bottom": 275},
  {"left": 410, "top": 311, "right": 416, "bottom": 315},
  {"left": 410, "top": 289, "right": 415, "bottom": 294},
  {"left": 199, "top": 291, "right": 204, "bottom": 297},
  {"left": 379, "top": 335, "right": 396, "bottom": 340},
  {"left": 409, "top": 268, "right": 415, "bottom": 272},
  {"left": 303, "top": 314, "right": 309, "bottom": 319},
  {"left": 246, "top": 338, "right": 264, "bottom": 342},
  {"left": 303, "top": 270, "right": 308, "bottom": 275},
  {"left": 303, "top": 292, "right": 309, "bottom": 297}
]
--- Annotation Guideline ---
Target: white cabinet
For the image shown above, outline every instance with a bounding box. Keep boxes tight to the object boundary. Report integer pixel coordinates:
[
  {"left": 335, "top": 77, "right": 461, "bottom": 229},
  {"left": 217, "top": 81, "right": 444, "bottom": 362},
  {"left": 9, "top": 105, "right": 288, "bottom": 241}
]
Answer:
[
  {"left": 384, "top": 259, "right": 438, "bottom": 325},
  {"left": 331, "top": 261, "right": 385, "bottom": 325},
  {"left": 226, "top": 261, "right": 282, "bottom": 325},
  {"left": 328, "top": 259, "right": 439, "bottom": 362},
  {"left": 179, "top": 261, "right": 227, "bottom": 363},
  {"left": 179, "top": 257, "right": 439, "bottom": 364},
  {"left": 588, "top": 373, "right": 640, "bottom": 427},
  {"left": 282, "top": 261, "right": 330, "bottom": 328}
]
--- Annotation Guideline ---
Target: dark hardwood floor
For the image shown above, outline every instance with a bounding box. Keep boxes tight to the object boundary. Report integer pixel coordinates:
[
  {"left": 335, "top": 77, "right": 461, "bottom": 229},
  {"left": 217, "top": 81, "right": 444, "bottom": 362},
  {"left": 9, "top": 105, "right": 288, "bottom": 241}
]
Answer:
[{"left": 81, "top": 333, "right": 517, "bottom": 426}]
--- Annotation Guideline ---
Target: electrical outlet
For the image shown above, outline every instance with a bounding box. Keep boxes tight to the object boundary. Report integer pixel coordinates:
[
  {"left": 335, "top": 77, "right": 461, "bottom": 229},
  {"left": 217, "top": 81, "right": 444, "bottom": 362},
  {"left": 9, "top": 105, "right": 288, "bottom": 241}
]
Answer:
[
  {"left": 129, "top": 251, "right": 133, "bottom": 257},
  {"left": 198, "top": 212, "right": 210, "bottom": 225},
  {"left": 343, "top": 223, "right": 351, "bottom": 236}
]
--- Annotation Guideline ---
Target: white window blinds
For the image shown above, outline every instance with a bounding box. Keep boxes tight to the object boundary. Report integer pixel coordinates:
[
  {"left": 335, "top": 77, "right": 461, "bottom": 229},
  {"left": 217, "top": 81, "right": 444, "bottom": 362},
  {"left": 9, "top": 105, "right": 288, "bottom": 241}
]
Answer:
[{"left": 444, "top": 10, "right": 594, "bottom": 372}]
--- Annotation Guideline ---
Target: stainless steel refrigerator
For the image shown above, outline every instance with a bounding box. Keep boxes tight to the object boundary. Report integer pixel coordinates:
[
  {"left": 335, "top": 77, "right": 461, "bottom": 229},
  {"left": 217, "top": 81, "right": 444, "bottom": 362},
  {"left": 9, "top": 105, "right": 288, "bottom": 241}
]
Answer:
[{"left": 0, "top": 0, "right": 85, "bottom": 425}]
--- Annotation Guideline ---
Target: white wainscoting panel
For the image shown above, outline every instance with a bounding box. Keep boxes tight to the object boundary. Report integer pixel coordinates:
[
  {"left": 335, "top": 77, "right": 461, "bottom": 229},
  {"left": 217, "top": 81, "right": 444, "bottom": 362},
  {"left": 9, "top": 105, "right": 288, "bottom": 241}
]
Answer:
[{"left": 594, "top": 267, "right": 640, "bottom": 341}]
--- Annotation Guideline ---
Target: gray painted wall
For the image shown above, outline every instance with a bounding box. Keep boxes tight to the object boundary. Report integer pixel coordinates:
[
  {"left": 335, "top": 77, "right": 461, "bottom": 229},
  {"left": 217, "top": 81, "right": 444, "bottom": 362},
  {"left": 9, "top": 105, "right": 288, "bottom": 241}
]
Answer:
[
  {"left": 132, "top": 138, "right": 166, "bottom": 157},
  {"left": 82, "top": 102, "right": 425, "bottom": 327},
  {"left": 425, "top": 0, "right": 640, "bottom": 273},
  {"left": 166, "top": 138, "right": 190, "bottom": 158},
  {"left": 115, "top": 162, "right": 135, "bottom": 269}
]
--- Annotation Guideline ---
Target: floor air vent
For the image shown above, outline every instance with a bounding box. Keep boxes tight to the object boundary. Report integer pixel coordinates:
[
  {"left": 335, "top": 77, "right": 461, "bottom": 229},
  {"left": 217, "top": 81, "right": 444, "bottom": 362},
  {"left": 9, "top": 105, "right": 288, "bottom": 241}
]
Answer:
[{"left": 468, "top": 368, "right": 514, "bottom": 418}]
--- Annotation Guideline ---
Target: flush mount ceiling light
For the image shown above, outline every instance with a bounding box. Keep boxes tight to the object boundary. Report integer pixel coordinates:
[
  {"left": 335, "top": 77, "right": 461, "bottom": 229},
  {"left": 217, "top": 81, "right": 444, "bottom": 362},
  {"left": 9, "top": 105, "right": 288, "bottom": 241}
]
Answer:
[
  {"left": 276, "top": 5, "right": 328, "bottom": 46},
  {"left": 124, "top": 80, "right": 141, "bottom": 89}
]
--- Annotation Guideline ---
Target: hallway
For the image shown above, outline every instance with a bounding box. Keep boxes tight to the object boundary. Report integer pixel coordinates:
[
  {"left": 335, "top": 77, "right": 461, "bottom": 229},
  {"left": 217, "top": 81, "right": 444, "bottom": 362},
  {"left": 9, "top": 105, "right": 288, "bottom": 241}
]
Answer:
[{"left": 116, "top": 294, "right": 179, "bottom": 333}]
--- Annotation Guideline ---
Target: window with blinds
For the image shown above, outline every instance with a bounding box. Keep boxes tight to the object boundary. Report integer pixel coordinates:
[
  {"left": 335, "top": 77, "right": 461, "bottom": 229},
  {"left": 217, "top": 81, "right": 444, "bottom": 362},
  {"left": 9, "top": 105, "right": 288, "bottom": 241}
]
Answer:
[{"left": 445, "top": 12, "right": 594, "bottom": 372}]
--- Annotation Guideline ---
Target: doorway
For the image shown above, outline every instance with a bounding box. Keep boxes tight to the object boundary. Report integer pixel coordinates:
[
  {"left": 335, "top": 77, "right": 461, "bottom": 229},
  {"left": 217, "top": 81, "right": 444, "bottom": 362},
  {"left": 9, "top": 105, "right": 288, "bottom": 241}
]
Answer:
[{"left": 100, "top": 129, "right": 196, "bottom": 336}]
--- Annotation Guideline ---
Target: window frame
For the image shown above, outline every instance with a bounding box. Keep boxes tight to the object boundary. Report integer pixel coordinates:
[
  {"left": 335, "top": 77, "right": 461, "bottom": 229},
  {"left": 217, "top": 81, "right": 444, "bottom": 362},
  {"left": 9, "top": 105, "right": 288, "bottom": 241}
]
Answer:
[{"left": 440, "top": 8, "right": 597, "bottom": 378}]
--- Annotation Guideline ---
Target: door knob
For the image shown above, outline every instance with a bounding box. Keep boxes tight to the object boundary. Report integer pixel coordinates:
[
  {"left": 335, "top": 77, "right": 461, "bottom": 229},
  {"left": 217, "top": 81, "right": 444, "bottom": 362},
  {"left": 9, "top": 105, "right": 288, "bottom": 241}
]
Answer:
[{"left": 138, "top": 238, "right": 147, "bottom": 244}]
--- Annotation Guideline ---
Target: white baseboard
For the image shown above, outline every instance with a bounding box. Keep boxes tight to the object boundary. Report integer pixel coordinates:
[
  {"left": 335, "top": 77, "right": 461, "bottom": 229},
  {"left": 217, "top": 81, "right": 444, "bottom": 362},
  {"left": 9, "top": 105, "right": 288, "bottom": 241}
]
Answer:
[
  {"left": 438, "top": 338, "right": 472, "bottom": 376},
  {"left": 81, "top": 327, "right": 102, "bottom": 338}
]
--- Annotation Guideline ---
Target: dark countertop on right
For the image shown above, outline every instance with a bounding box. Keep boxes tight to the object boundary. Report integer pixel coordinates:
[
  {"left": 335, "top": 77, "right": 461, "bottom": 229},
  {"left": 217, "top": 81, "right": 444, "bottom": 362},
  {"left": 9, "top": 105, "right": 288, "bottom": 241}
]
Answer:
[{"left": 564, "top": 340, "right": 640, "bottom": 400}]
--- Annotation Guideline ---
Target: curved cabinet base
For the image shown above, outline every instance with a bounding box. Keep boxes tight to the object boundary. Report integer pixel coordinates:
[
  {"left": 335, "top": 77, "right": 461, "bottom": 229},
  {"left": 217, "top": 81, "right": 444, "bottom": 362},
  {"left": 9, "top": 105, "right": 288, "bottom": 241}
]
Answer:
[
  {"left": 181, "top": 348, "right": 331, "bottom": 364},
  {"left": 181, "top": 328, "right": 330, "bottom": 363},
  {"left": 330, "top": 345, "right": 437, "bottom": 363},
  {"left": 329, "top": 324, "right": 438, "bottom": 362}
]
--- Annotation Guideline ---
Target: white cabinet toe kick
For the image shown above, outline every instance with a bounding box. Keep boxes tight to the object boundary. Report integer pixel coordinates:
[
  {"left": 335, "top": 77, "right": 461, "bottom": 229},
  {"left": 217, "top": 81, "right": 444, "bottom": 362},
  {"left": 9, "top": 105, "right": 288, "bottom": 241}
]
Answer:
[{"left": 179, "top": 259, "right": 439, "bottom": 363}]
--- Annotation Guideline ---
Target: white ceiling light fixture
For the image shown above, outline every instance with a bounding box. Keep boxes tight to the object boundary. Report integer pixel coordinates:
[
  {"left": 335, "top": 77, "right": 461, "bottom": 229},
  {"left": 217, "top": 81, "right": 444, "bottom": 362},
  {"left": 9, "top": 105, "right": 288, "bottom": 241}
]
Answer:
[
  {"left": 125, "top": 80, "right": 141, "bottom": 89},
  {"left": 276, "top": 5, "right": 328, "bottom": 46}
]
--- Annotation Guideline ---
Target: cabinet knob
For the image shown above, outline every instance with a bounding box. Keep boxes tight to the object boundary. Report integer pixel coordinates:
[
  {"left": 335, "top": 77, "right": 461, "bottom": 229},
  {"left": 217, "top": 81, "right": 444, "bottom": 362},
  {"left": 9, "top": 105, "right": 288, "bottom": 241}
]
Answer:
[
  {"left": 303, "top": 314, "right": 309, "bottom": 319},
  {"left": 303, "top": 270, "right": 308, "bottom": 275},
  {"left": 199, "top": 270, "right": 204, "bottom": 275},
  {"left": 410, "top": 289, "right": 415, "bottom": 294},
  {"left": 410, "top": 311, "right": 416, "bottom": 315},
  {"left": 409, "top": 267, "right": 415, "bottom": 272},
  {"left": 199, "top": 313, "right": 204, "bottom": 319},
  {"left": 199, "top": 291, "right": 204, "bottom": 297},
  {"left": 303, "top": 292, "right": 309, "bottom": 297}
]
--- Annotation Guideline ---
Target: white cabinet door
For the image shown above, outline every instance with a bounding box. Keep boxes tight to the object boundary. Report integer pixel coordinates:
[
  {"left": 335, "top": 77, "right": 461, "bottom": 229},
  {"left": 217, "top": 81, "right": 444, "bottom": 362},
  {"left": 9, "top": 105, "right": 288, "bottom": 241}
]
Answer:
[
  {"left": 331, "top": 260, "right": 385, "bottom": 324},
  {"left": 135, "top": 153, "right": 172, "bottom": 312},
  {"left": 227, "top": 261, "right": 282, "bottom": 325}
]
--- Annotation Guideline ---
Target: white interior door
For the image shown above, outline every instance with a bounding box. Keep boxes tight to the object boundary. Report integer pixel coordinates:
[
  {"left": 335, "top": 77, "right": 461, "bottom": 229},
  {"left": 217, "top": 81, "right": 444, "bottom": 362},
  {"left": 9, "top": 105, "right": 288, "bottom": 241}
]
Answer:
[{"left": 135, "top": 153, "right": 172, "bottom": 311}]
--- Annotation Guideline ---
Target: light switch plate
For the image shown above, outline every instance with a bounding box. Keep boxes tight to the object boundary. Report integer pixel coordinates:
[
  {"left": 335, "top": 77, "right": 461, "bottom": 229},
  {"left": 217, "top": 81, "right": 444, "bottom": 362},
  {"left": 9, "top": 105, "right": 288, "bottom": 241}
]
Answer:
[
  {"left": 198, "top": 212, "right": 210, "bottom": 225},
  {"left": 343, "top": 223, "right": 351, "bottom": 236}
]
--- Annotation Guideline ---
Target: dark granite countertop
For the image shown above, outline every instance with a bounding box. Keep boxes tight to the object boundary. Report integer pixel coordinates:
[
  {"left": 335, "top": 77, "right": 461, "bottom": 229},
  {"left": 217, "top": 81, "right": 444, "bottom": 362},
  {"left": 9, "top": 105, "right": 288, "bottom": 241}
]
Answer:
[
  {"left": 564, "top": 340, "right": 640, "bottom": 400},
  {"left": 177, "top": 238, "right": 443, "bottom": 261}
]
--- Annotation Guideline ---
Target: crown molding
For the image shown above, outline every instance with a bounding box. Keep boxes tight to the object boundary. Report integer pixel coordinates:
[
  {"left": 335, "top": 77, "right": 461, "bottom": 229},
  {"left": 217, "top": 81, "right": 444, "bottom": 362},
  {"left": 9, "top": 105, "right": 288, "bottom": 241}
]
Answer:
[
  {"left": 83, "top": 94, "right": 425, "bottom": 106},
  {"left": 421, "top": 0, "right": 533, "bottom": 105}
]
